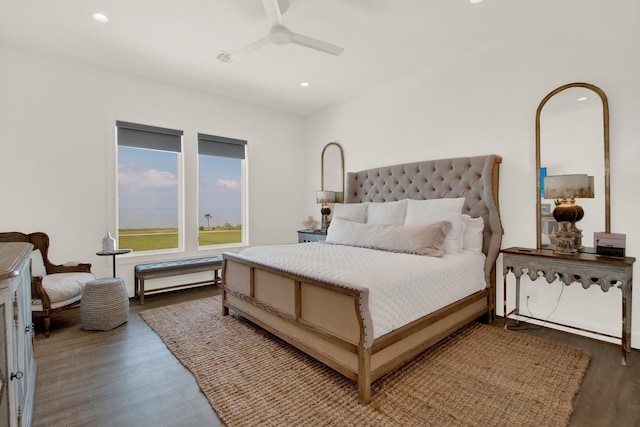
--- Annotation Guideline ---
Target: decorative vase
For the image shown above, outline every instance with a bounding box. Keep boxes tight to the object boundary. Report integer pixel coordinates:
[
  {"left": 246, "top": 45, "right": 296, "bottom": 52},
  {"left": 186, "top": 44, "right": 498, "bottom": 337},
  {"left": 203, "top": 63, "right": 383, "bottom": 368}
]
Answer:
[{"left": 102, "top": 232, "right": 117, "bottom": 252}]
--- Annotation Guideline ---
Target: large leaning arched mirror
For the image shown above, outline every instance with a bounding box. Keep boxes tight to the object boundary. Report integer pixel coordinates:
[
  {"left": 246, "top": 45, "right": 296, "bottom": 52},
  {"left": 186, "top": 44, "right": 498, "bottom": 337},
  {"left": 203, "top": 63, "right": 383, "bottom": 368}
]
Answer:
[
  {"left": 536, "top": 82, "right": 610, "bottom": 250},
  {"left": 316, "top": 142, "right": 345, "bottom": 230},
  {"left": 321, "top": 142, "right": 345, "bottom": 202}
]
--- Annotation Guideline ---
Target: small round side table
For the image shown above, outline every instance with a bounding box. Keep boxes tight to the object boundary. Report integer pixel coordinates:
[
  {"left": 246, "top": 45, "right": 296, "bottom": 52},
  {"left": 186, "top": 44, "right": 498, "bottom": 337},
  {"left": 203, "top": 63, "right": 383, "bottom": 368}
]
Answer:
[{"left": 96, "top": 249, "right": 132, "bottom": 277}]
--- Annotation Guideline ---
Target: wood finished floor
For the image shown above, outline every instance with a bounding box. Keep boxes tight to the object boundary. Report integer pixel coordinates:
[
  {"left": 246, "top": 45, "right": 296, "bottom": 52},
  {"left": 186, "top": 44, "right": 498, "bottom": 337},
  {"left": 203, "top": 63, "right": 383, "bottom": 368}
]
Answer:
[{"left": 32, "top": 286, "right": 639, "bottom": 427}]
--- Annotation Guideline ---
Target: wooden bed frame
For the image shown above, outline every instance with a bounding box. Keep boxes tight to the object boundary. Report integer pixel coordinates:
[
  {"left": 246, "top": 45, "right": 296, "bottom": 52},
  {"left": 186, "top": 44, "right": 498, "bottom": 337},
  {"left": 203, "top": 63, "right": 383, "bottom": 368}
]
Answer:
[{"left": 222, "top": 154, "right": 503, "bottom": 404}]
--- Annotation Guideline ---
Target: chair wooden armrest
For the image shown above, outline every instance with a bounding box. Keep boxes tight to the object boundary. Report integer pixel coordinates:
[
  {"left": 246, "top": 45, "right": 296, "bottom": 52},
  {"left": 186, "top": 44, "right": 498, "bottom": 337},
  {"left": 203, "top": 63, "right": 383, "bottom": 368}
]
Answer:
[{"left": 47, "top": 263, "right": 92, "bottom": 274}]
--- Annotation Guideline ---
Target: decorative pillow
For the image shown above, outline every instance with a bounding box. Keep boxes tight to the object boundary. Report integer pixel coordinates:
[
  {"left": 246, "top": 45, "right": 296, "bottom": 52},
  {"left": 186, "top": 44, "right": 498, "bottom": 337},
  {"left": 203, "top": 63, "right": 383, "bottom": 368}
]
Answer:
[
  {"left": 332, "top": 202, "right": 368, "bottom": 223},
  {"left": 326, "top": 217, "right": 452, "bottom": 257},
  {"left": 404, "top": 198, "right": 465, "bottom": 254},
  {"left": 461, "top": 214, "right": 484, "bottom": 253},
  {"left": 30, "top": 249, "right": 47, "bottom": 277},
  {"left": 366, "top": 199, "right": 408, "bottom": 225}
]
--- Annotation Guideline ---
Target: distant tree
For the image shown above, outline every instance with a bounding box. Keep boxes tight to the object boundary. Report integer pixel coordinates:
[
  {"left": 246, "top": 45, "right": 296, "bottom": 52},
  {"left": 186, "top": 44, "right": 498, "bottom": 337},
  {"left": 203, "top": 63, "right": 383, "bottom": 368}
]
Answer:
[{"left": 204, "top": 213, "right": 212, "bottom": 229}]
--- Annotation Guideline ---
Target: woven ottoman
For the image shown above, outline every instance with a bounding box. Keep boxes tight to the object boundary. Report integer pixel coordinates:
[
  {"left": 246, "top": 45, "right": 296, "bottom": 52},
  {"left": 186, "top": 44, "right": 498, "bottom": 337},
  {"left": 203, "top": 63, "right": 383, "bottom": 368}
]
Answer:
[{"left": 81, "top": 277, "right": 129, "bottom": 331}]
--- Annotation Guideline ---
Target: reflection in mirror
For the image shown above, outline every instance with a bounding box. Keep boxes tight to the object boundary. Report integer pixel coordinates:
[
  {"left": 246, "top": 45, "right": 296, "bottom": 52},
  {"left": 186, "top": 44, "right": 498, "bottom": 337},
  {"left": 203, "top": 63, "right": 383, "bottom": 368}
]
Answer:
[
  {"left": 321, "top": 142, "right": 345, "bottom": 202},
  {"left": 536, "top": 83, "right": 610, "bottom": 250}
]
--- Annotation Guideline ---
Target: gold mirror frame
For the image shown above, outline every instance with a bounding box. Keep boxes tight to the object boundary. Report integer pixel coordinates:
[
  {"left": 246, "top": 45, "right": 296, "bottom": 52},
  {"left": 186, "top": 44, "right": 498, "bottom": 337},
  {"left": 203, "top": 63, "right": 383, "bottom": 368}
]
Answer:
[
  {"left": 321, "top": 142, "right": 345, "bottom": 202},
  {"left": 535, "top": 82, "right": 610, "bottom": 249}
]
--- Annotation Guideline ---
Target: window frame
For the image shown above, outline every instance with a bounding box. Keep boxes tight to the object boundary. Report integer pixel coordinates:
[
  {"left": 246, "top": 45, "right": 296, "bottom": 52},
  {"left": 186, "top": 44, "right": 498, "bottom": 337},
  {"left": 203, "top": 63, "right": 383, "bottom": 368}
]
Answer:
[
  {"left": 197, "top": 133, "right": 248, "bottom": 250},
  {"left": 115, "top": 121, "right": 185, "bottom": 254}
]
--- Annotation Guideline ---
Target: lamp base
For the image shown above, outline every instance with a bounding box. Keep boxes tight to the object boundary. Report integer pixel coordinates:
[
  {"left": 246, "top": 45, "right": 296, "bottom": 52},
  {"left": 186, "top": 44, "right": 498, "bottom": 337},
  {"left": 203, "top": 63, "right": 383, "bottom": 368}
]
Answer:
[
  {"left": 320, "top": 205, "right": 331, "bottom": 231},
  {"left": 554, "top": 223, "right": 577, "bottom": 255},
  {"left": 569, "top": 223, "right": 584, "bottom": 251},
  {"left": 321, "top": 215, "right": 330, "bottom": 231}
]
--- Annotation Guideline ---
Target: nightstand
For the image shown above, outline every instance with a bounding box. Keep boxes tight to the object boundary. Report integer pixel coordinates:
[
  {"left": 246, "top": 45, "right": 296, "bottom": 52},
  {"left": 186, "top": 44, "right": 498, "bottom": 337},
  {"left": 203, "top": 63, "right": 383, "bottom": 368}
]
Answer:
[
  {"left": 297, "top": 229, "right": 327, "bottom": 243},
  {"left": 502, "top": 246, "right": 635, "bottom": 365}
]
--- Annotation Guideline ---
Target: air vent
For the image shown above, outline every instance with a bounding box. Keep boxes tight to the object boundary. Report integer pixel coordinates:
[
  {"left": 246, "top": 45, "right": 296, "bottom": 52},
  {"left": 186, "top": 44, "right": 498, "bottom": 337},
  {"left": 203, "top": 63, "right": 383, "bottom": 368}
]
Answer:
[{"left": 216, "top": 51, "right": 232, "bottom": 63}]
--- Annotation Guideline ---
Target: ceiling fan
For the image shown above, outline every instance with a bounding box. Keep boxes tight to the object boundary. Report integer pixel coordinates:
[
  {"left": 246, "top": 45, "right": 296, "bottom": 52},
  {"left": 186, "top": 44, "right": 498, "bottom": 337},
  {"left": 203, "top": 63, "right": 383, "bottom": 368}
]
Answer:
[{"left": 217, "top": 0, "right": 344, "bottom": 63}]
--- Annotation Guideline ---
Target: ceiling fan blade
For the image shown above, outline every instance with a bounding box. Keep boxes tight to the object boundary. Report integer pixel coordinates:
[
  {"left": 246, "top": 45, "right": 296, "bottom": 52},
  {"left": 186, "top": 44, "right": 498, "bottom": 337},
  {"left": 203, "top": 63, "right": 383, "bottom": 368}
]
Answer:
[
  {"left": 233, "top": 36, "right": 271, "bottom": 58},
  {"left": 290, "top": 32, "right": 344, "bottom": 56},
  {"left": 261, "top": 0, "right": 284, "bottom": 27},
  {"left": 218, "top": 36, "right": 270, "bottom": 63}
]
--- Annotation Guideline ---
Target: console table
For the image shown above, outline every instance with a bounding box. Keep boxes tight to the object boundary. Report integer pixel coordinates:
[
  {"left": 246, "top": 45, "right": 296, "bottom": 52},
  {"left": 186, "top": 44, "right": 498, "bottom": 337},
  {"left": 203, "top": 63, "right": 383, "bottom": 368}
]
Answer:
[{"left": 502, "top": 247, "right": 635, "bottom": 365}]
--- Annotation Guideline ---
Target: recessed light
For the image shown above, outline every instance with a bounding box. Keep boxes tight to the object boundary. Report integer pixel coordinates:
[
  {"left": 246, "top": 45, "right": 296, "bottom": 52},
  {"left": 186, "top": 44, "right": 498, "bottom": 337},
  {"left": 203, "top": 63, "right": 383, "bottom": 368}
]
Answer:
[
  {"left": 300, "top": 82, "right": 310, "bottom": 88},
  {"left": 577, "top": 96, "right": 588, "bottom": 101},
  {"left": 91, "top": 12, "right": 109, "bottom": 23},
  {"left": 469, "top": 0, "right": 483, "bottom": 4}
]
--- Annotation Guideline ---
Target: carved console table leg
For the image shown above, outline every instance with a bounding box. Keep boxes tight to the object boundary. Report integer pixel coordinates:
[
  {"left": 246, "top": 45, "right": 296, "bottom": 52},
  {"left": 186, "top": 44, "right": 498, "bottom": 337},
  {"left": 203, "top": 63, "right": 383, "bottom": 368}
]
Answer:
[{"left": 503, "top": 272, "right": 507, "bottom": 329}]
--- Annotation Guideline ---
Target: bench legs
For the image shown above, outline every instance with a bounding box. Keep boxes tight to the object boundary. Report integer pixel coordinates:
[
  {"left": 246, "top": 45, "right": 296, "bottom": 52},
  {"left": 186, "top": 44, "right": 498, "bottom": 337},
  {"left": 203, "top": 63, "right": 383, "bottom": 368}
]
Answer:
[
  {"left": 138, "top": 278, "right": 146, "bottom": 305},
  {"left": 134, "top": 276, "right": 146, "bottom": 305}
]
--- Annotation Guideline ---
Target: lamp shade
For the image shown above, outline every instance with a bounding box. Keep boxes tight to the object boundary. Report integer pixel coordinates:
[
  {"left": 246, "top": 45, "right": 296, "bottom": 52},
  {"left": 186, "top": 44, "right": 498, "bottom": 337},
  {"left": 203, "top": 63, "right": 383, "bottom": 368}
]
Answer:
[
  {"left": 316, "top": 191, "right": 336, "bottom": 204},
  {"left": 544, "top": 174, "right": 594, "bottom": 200}
]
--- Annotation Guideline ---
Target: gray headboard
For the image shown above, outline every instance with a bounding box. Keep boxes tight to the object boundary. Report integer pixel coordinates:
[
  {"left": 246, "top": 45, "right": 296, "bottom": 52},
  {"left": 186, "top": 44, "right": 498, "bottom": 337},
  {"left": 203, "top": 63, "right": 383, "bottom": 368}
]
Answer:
[{"left": 344, "top": 155, "right": 503, "bottom": 290}]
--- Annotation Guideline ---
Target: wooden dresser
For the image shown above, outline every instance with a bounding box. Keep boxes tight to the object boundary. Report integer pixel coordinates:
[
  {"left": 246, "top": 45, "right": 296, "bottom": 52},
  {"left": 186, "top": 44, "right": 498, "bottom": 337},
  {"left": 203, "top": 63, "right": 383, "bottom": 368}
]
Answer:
[{"left": 0, "top": 242, "right": 36, "bottom": 426}]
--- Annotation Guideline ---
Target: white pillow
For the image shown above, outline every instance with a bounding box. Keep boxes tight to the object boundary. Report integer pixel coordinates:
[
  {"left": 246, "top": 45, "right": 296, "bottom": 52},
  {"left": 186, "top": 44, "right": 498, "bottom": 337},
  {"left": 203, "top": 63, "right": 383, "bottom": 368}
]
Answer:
[
  {"left": 332, "top": 203, "right": 368, "bottom": 223},
  {"left": 366, "top": 199, "right": 408, "bottom": 225},
  {"left": 30, "top": 249, "right": 47, "bottom": 277},
  {"left": 404, "top": 198, "right": 465, "bottom": 254},
  {"left": 461, "top": 214, "right": 484, "bottom": 253},
  {"left": 326, "top": 217, "right": 452, "bottom": 257}
]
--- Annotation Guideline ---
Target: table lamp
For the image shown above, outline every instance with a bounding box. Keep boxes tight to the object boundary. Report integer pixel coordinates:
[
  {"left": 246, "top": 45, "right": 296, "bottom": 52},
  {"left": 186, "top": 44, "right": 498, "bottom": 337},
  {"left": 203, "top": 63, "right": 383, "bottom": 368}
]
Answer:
[
  {"left": 316, "top": 190, "right": 336, "bottom": 231},
  {"left": 544, "top": 174, "right": 594, "bottom": 254}
]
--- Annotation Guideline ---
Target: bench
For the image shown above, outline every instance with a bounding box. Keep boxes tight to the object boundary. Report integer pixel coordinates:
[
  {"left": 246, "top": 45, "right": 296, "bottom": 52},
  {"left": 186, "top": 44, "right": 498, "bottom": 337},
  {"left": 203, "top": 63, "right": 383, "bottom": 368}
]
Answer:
[{"left": 134, "top": 256, "right": 223, "bottom": 304}]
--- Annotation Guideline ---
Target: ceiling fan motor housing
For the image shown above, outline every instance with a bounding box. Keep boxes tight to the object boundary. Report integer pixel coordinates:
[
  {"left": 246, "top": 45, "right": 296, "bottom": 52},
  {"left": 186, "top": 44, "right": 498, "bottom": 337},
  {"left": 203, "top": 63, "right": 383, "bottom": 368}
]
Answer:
[{"left": 269, "top": 26, "right": 292, "bottom": 45}]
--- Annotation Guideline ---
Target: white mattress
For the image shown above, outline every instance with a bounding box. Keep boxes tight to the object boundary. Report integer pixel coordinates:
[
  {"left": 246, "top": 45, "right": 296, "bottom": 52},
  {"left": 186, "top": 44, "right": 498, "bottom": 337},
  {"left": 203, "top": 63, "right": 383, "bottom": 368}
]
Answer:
[{"left": 236, "top": 242, "right": 486, "bottom": 339}]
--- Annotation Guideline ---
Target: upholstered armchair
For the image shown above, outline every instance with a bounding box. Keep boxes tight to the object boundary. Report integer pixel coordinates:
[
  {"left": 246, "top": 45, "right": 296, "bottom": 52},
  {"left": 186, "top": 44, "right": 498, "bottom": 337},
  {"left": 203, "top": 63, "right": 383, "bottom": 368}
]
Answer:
[{"left": 0, "top": 232, "right": 95, "bottom": 337}]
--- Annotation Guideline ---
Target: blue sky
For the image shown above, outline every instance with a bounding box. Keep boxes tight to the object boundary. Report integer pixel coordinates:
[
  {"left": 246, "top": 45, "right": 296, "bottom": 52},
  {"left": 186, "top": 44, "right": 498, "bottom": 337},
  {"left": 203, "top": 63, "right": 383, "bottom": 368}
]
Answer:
[
  {"left": 118, "top": 147, "right": 241, "bottom": 229},
  {"left": 198, "top": 155, "right": 242, "bottom": 227}
]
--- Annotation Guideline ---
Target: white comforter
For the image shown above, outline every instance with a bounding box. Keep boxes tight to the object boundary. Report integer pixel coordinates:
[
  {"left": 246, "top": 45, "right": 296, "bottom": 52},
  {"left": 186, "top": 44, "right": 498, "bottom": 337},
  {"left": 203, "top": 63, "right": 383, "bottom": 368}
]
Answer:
[{"left": 236, "top": 242, "right": 486, "bottom": 339}]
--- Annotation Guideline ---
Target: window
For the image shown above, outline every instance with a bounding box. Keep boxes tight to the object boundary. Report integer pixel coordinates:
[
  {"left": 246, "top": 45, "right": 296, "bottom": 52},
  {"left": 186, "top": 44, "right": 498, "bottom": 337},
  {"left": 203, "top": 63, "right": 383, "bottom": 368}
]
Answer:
[
  {"left": 116, "top": 121, "right": 183, "bottom": 252},
  {"left": 197, "top": 133, "right": 246, "bottom": 247}
]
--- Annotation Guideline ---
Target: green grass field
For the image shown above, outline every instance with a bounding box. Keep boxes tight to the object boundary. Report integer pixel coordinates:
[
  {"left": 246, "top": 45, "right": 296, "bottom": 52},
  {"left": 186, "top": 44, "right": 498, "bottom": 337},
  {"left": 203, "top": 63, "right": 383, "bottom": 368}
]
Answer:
[{"left": 119, "top": 229, "right": 241, "bottom": 251}]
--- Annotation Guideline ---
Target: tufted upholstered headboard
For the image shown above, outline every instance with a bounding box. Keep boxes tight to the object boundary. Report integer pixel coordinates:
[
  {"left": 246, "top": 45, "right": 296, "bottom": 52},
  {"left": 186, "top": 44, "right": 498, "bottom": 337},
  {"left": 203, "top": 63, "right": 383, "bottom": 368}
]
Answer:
[{"left": 344, "top": 155, "right": 503, "bottom": 289}]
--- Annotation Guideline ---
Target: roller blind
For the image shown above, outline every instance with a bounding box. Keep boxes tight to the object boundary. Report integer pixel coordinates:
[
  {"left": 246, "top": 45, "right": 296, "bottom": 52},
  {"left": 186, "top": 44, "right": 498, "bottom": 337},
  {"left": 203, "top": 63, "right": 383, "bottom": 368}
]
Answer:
[
  {"left": 198, "top": 133, "right": 246, "bottom": 159},
  {"left": 117, "top": 121, "right": 183, "bottom": 152}
]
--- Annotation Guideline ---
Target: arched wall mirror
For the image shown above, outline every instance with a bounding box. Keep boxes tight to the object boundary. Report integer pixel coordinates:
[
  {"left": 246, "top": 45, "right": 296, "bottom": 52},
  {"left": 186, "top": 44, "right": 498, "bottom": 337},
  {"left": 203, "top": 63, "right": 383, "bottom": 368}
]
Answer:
[
  {"left": 535, "top": 82, "right": 610, "bottom": 250},
  {"left": 320, "top": 142, "right": 345, "bottom": 203}
]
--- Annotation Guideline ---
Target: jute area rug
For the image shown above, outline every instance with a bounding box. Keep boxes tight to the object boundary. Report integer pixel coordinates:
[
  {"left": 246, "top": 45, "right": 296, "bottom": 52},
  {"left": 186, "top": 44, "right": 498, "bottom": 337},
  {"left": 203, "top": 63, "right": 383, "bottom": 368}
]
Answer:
[{"left": 140, "top": 296, "right": 590, "bottom": 427}]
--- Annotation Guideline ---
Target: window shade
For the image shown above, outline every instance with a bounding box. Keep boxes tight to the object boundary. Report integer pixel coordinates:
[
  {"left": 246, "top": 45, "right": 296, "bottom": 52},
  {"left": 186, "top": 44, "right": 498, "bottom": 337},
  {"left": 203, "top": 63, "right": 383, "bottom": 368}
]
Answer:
[
  {"left": 198, "top": 133, "right": 246, "bottom": 159},
  {"left": 117, "top": 121, "right": 183, "bottom": 152}
]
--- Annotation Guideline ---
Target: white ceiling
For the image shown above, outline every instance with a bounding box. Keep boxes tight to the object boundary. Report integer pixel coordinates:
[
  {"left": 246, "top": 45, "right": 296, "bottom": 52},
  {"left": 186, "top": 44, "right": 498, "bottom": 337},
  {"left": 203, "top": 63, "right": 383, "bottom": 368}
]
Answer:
[{"left": 0, "top": 0, "right": 600, "bottom": 116}]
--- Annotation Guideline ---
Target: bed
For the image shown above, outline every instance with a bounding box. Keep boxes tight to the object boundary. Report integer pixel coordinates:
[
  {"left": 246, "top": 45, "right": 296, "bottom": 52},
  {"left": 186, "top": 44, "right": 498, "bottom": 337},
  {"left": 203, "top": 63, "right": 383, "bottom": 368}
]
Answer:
[{"left": 222, "top": 154, "right": 503, "bottom": 404}]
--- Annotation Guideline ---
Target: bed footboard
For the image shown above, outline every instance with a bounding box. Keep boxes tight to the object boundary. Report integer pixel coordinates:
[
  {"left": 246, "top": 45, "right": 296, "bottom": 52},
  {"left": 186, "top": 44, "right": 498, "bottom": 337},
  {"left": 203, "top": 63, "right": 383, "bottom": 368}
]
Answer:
[
  {"left": 222, "top": 252, "right": 376, "bottom": 402},
  {"left": 222, "top": 253, "right": 491, "bottom": 404}
]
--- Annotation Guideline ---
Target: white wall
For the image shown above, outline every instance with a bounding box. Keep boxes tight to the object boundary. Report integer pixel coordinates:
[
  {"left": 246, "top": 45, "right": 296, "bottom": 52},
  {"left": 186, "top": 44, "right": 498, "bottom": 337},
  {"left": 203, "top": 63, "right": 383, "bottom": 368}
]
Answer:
[
  {"left": 0, "top": 46, "right": 306, "bottom": 292},
  {"left": 304, "top": 5, "right": 640, "bottom": 347}
]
